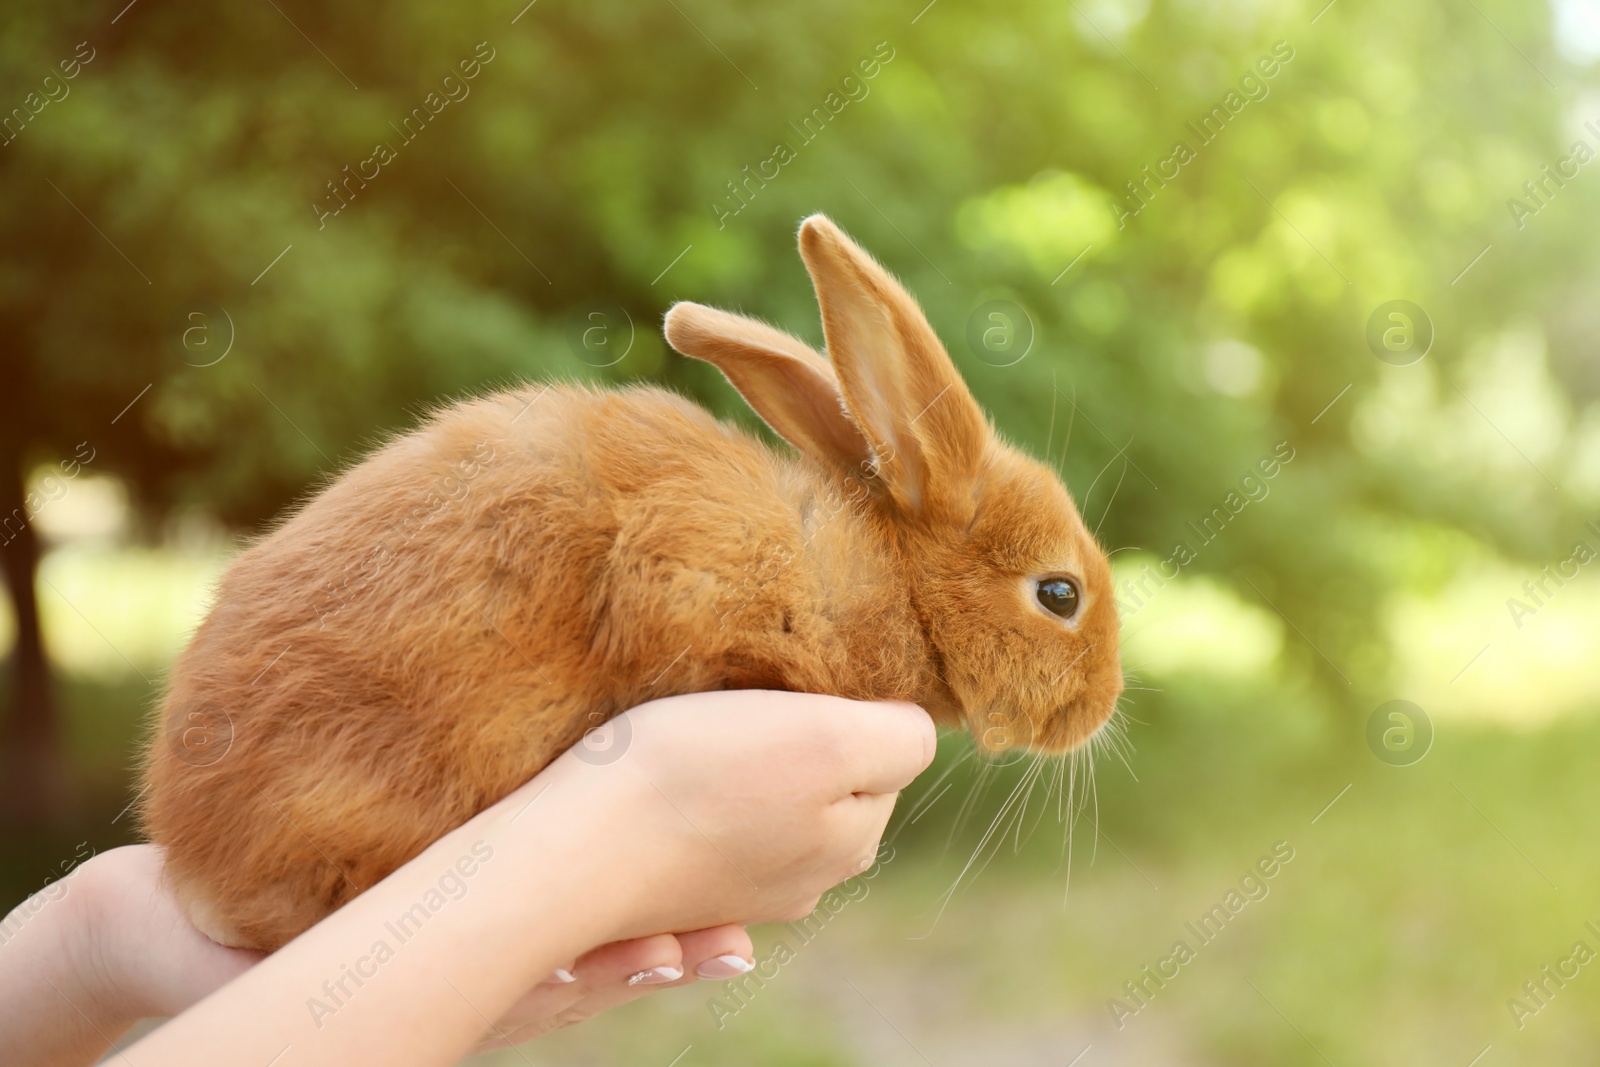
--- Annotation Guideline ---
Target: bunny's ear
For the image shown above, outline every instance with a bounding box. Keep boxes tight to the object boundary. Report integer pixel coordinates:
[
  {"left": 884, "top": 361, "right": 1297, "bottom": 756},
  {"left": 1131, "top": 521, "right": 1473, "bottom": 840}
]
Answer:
[
  {"left": 664, "top": 302, "right": 872, "bottom": 471},
  {"left": 798, "top": 214, "right": 988, "bottom": 516}
]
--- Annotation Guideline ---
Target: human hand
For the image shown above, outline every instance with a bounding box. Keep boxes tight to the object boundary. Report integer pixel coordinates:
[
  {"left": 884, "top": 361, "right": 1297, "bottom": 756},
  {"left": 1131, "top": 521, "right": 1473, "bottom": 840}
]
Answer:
[{"left": 545, "top": 690, "right": 937, "bottom": 942}]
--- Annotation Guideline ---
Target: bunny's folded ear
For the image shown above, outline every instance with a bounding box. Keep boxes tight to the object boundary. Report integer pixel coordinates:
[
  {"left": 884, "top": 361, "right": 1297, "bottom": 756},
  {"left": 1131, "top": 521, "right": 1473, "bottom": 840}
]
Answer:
[
  {"left": 664, "top": 302, "right": 872, "bottom": 472},
  {"left": 798, "top": 214, "right": 988, "bottom": 517}
]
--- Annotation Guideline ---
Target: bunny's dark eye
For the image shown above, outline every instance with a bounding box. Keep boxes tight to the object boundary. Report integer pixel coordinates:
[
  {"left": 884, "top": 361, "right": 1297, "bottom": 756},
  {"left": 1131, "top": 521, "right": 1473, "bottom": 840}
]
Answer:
[{"left": 1036, "top": 577, "right": 1080, "bottom": 620}]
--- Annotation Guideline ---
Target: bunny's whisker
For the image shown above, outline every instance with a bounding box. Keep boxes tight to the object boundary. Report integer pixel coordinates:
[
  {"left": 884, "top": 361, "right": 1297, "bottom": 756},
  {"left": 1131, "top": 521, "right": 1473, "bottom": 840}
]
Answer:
[
  {"left": 946, "top": 751, "right": 999, "bottom": 854},
  {"left": 1012, "top": 752, "right": 1051, "bottom": 854},
  {"left": 940, "top": 752, "right": 1046, "bottom": 911},
  {"left": 889, "top": 745, "right": 973, "bottom": 846},
  {"left": 1044, "top": 371, "right": 1058, "bottom": 463},
  {"left": 1079, "top": 441, "right": 1128, "bottom": 523},
  {"left": 1055, "top": 381, "right": 1078, "bottom": 480},
  {"left": 984, "top": 755, "right": 1047, "bottom": 874},
  {"left": 1057, "top": 751, "right": 1070, "bottom": 823},
  {"left": 1092, "top": 455, "right": 1130, "bottom": 542},
  {"left": 1061, "top": 749, "right": 1084, "bottom": 905}
]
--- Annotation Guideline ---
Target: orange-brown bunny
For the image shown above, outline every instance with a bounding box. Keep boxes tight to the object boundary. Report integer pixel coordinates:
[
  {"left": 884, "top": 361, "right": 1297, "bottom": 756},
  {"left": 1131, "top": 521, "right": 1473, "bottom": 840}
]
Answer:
[{"left": 139, "top": 216, "right": 1123, "bottom": 950}]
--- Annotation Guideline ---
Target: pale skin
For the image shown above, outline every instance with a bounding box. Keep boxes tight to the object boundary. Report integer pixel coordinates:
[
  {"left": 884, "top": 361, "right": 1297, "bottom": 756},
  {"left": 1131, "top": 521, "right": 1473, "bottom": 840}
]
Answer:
[{"left": 0, "top": 691, "right": 936, "bottom": 1066}]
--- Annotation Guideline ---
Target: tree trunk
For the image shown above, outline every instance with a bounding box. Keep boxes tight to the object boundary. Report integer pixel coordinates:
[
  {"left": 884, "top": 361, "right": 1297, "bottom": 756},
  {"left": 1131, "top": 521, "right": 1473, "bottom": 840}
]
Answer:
[{"left": 0, "top": 459, "right": 69, "bottom": 827}]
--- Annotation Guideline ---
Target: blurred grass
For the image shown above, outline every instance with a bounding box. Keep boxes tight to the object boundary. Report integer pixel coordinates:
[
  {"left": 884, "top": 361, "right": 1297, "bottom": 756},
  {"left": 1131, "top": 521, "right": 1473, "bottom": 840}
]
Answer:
[{"left": 479, "top": 689, "right": 1600, "bottom": 1066}]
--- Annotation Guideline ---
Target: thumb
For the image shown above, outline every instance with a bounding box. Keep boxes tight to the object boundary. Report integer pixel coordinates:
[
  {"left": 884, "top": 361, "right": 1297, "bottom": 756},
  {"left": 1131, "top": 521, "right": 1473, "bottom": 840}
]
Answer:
[{"left": 817, "top": 699, "right": 938, "bottom": 797}]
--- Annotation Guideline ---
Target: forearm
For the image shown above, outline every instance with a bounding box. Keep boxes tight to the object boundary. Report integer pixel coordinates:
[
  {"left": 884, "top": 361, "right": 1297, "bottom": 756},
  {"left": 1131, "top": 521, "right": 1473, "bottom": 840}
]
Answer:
[
  {"left": 127, "top": 760, "right": 633, "bottom": 1066},
  {"left": 2, "top": 693, "right": 930, "bottom": 1067}
]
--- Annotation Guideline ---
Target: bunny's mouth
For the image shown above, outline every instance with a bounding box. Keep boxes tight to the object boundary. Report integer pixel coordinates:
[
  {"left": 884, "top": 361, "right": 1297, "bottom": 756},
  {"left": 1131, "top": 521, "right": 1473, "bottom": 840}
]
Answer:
[
  {"left": 1030, "top": 711, "right": 1101, "bottom": 753},
  {"left": 1033, "top": 687, "right": 1122, "bottom": 754},
  {"left": 966, "top": 703, "right": 1109, "bottom": 756},
  {"left": 961, "top": 666, "right": 1122, "bottom": 755}
]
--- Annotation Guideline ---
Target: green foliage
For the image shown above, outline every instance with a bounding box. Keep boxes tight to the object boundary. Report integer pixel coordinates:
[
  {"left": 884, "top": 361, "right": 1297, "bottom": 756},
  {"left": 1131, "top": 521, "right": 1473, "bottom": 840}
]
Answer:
[{"left": 7, "top": 0, "right": 1594, "bottom": 706}]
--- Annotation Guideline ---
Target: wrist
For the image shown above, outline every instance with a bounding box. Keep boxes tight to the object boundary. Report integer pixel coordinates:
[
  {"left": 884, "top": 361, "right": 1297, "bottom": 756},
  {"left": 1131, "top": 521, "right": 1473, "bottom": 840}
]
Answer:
[
  {"left": 58, "top": 849, "right": 145, "bottom": 1031},
  {"left": 0, "top": 851, "right": 138, "bottom": 1066},
  {"left": 482, "top": 752, "right": 667, "bottom": 947}
]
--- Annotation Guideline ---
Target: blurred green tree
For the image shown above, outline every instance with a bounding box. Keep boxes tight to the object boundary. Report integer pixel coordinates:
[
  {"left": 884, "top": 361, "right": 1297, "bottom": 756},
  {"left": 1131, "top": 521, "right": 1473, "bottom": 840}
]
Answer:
[{"left": 1, "top": 0, "right": 1593, "bottom": 826}]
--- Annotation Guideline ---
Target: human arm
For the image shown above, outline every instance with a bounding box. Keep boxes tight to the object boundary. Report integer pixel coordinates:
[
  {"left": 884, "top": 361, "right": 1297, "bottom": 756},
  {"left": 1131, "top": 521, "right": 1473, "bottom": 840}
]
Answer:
[
  {"left": 5, "top": 691, "right": 933, "bottom": 1066},
  {"left": 0, "top": 844, "right": 759, "bottom": 1065}
]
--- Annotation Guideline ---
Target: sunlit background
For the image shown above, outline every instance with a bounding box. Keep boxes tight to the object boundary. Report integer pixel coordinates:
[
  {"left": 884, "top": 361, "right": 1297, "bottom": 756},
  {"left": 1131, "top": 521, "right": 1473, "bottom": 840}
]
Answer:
[{"left": 4, "top": 0, "right": 1600, "bottom": 1063}]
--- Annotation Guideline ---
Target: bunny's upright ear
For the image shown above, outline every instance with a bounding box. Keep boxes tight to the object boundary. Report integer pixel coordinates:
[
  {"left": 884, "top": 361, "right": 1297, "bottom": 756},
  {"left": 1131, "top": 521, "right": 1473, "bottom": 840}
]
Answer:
[
  {"left": 664, "top": 302, "right": 872, "bottom": 472},
  {"left": 798, "top": 214, "right": 988, "bottom": 517}
]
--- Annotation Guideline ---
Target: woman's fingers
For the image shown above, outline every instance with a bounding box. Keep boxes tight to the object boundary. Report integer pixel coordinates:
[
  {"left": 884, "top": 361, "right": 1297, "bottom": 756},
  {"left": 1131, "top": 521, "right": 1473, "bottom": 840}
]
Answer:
[
  {"left": 547, "top": 926, "right": 750, "bottom": 1026},
  {"left": 814, "top": 699, "right": 938, "bottom": 797},
  {"left": 533, "top": 932, "right": 689, "bottom": 998},
  {"left": 673, "top": 923, "right": 755, "bottom": 980},
  {"left": 539, "top": 964, "right": 578, "bottom": 985},
  {"left": 479, "top": 924, "right": 757, "bottom": 1052},
  {"left": 596, "top": 932, "right": 688, "bottom": 986},
  {"left": 474, "top": 933, "right": 685, "bottom": 1050},
  {"left": 558, "top": 925, "right": 751, "bottom": 988},
  {"left": 635, "top": 691, "right": 936, "bottom": 799},
  {"left": 831, "top": 790, "right": 900, "bottom": 867}
]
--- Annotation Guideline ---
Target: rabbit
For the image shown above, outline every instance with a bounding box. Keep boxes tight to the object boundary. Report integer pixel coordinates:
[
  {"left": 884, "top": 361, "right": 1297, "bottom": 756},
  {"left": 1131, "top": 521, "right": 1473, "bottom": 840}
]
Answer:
[{"left": 138, "top": 215, "right": 1123, "bottom": 951}]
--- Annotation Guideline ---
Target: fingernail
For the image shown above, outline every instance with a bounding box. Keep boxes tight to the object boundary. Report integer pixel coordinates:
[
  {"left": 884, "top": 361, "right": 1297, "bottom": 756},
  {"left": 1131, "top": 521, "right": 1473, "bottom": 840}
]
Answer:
[
  {"left": 548, "top": 968, "right": 577, "bottom": 984},
  {"left": 626, "top": 966, "right": 683, "bottom": 985},
  {"left": 695, "top": 955, "right": 755, "bottom": 980}
]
